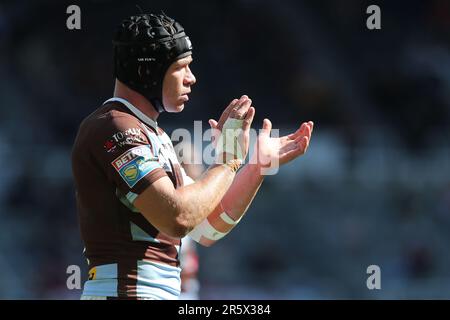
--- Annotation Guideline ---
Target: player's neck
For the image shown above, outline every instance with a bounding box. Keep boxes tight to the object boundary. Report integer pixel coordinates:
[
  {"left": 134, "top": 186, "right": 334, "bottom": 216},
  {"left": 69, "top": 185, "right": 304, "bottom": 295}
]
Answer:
[{"left": 113, "top": 80, "right": 160, "bottom": 121}]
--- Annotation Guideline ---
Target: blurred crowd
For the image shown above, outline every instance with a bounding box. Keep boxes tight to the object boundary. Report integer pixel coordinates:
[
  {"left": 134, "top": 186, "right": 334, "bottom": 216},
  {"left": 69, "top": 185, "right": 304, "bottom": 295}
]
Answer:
[{"left": 0, "top": 0, "right": 449, "bottom": 299}]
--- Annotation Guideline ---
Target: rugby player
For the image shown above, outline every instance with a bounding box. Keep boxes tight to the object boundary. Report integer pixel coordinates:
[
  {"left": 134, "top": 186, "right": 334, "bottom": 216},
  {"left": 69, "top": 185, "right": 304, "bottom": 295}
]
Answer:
[{"left": 71, "top": 12, "right": 313, "bottom": 300}]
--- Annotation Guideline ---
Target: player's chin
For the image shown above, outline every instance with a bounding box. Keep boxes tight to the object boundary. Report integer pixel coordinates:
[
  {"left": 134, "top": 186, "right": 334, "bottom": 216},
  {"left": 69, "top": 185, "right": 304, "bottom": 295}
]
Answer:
[
  {"left": 167, "top": 103, "right": 185, "bottom": 113},
  {"left": 175, "top": 104, "right": 185, "bottom": 112}
]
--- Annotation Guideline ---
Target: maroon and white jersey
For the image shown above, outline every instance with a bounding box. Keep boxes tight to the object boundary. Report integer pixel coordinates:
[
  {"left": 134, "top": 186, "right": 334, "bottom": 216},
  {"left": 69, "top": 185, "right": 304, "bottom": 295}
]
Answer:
[{"left": 72, "top": 97, "right": 188, "bottom": 299}]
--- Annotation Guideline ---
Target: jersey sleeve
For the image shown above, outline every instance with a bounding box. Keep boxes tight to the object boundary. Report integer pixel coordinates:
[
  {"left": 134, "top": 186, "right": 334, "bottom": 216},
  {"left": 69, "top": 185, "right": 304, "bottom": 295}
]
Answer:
[{"left": 91, "top": 112, "right": 167, "bottom": 197}]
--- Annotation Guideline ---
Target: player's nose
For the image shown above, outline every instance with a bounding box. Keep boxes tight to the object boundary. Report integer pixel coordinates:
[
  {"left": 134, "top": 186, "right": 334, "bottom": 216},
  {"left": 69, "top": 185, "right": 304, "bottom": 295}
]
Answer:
[{"left": 185, "top": 67, "right": 196, "bottom": 86}]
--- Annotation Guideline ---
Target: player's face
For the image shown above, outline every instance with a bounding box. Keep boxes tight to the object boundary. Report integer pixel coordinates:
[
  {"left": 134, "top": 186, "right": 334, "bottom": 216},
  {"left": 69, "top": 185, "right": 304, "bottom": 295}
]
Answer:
[{"left": 162, "top": 56, "right": 196, "bottom": 113}]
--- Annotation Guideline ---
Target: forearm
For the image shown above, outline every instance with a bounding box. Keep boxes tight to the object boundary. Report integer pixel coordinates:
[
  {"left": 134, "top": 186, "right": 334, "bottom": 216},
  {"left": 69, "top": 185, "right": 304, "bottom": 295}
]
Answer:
[
  {"left": 174, "top": 163, "right": 236, "bottom": 230},
  {"left": 221, "top": 162, "right": 265, "bottom": 220},
  {"left": 189, "top": 162, "right": 264, "bottom": 246}
]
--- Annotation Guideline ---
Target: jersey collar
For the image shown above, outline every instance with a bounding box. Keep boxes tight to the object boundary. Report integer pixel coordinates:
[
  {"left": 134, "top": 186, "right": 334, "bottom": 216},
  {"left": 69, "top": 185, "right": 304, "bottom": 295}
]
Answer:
[{"left": 103, "top": 97, "right": 158, "bottom": 131}]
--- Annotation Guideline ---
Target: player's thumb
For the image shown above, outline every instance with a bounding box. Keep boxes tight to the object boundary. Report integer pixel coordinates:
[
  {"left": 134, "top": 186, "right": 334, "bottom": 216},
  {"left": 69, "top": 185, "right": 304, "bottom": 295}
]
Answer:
[
  {"left": 209, "top": 119, "right": 219, "bottom": 145},
  {"left": 261, "top": 118, "right": 272, "bottom": 135},
  {"left": 208, "top": 119, "right": 218, "bottom": 129}
]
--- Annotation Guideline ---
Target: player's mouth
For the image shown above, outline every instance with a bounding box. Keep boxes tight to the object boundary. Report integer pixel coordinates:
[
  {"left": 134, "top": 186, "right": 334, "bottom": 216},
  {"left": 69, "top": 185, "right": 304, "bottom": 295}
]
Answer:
[{"left": 180, "top": 94, "right": 189, "bottom": 102}]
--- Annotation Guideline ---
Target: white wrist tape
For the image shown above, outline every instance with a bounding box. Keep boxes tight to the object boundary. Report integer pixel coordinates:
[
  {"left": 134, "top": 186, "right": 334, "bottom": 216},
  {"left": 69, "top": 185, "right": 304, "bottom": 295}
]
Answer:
[
  {"left": 188, "top": 211, "right": 243, "bottom": 243},
  {"left": 188, "top": 218, "right": 227, "bottom": 242},
  {"left": 220, "top": 212, "right": 241, "bottom": 225},
  {"left": 215, "top": 118, "right": 244, "bottom": 162}
]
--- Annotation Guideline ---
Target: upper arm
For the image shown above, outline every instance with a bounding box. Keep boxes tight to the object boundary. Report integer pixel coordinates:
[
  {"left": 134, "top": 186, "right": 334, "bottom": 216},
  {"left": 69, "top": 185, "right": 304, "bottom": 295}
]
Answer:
[
  {"left": 92, "top": 114, "right": 167, "bottom": 193},
  {"left": 133, "top": 175, "right": 188, "bottom": 237},
  {"left": 90, "top": 112, "right": 176, "bottom": 217},
  {"left": 133, "top": 149, "right": 199, "bottom": 238}
]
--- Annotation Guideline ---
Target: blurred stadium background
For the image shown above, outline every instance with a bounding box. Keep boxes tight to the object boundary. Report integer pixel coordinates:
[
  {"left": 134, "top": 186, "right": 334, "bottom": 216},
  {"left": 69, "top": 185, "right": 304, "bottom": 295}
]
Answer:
[{"left": 0, "top": 0, "right": 449, "bottom": 299}]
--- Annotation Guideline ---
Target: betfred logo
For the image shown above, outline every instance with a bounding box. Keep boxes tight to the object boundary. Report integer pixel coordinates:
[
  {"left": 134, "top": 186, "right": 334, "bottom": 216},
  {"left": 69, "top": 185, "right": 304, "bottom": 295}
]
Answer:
[
  {"left": 112, "top": 146, "right": 152, "bottom": 171},
  {"left": 111, "top": 145, "right": 160, "bottom": 188}
]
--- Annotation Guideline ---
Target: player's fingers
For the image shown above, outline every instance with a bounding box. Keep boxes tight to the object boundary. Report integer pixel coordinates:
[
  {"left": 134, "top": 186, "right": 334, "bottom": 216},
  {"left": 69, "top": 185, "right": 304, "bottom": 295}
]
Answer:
[
  {"left": 208, "top": 119, "right": 220, "bottom": 145},
  {"left": 290, "top": 136, "right": 309, "bottom": 159},
  {"left": 234, "top": 95, "right": 249, "bottom": 108},
  {"left": 261, "top": 118, "right": 272, "bottom": 136},
  {"left": 300, "top": 122, "right": 309, "bottom": 135},
  {"left": 233, "top": 96, "right": 251, "bottom": 119},
  {"left": 281, "top": 136, "right": 309, "bottom": 163},
  {"left": 308, "top": 121, "right": 314, "bottom": 134},
  {"left": 222, "top": 98, "right": 238, "bottom": 119},
  {"left": 288, "top": 122, "right": 307, "bottom": 139},
  {"left": 306, "top": 121, "right": 314, "bottom": 138},
  {"left": 227, "top": 98, "right": 240, "bottom": 110},
  {"left": 294, "top": 125, "right": 311, "bottom": 143},
  {"left": 232, "top": 95, "right": 248, "bottom": 112},
  {"left": 307, "top": 121, "right": 314, "bottom": 139},
  {"left": 293, "top": 121, "right": 313, "bottom": 142},
  {"left": 296, "top": 136, "right": 309, "bottom": 155},
  {"left": 237, "top": 95, "right": 248, "bottom": 105},
  {"left": 242, "top": 107, "right": 255, "bottom": 131},
  {"left": 218, "top": 99, "right": 239, "bottom": 129}
]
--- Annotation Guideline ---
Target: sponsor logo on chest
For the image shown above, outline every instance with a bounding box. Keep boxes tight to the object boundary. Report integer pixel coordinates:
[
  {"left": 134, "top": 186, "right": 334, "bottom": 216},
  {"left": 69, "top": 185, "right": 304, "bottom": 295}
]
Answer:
[{"left": 104, "top": 128, "right": 146, "bottom": 153}]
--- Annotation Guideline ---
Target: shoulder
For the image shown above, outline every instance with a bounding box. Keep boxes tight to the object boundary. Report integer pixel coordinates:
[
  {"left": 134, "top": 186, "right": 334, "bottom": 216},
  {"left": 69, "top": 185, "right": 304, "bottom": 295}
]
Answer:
[
  {"left": 85, "top": 103, "right": 143, "bottom": 134},
  {"left": 155, "top": 127, "right": 173, "bottom": 145},
  {"left": 73, "top": 102, "right": 150, "bottom": 154}
]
